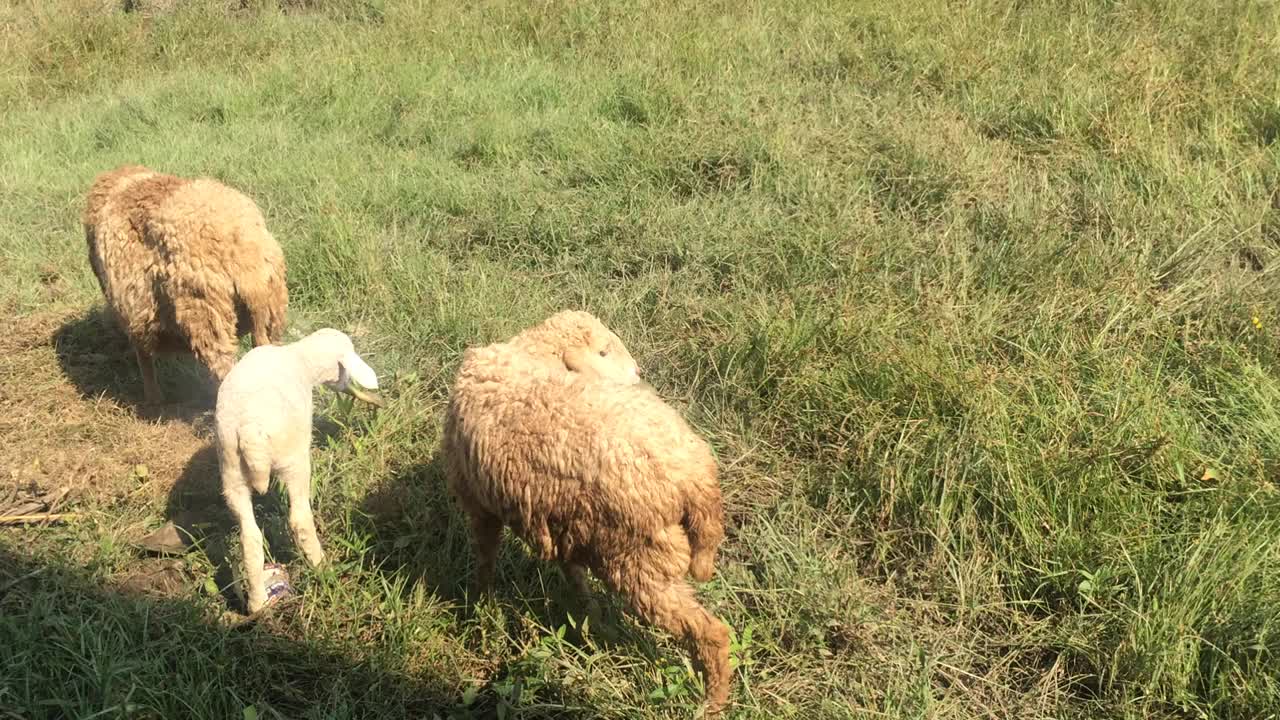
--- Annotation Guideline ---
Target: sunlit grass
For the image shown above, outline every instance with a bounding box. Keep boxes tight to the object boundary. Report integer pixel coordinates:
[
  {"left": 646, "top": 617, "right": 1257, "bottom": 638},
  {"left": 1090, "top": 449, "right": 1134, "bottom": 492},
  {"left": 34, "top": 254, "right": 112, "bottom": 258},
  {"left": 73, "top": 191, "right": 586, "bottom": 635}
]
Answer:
[{"left": 2, "top": 0, "right": 1280, "bottom": 717}]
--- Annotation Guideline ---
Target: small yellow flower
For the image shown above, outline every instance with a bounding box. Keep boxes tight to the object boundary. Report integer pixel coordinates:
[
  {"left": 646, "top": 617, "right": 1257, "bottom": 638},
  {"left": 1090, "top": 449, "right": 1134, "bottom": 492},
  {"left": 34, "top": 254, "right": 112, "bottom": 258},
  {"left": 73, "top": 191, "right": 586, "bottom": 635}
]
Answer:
[{"left": 1252, "top": 315, "right": 1263, "bottom": 331}]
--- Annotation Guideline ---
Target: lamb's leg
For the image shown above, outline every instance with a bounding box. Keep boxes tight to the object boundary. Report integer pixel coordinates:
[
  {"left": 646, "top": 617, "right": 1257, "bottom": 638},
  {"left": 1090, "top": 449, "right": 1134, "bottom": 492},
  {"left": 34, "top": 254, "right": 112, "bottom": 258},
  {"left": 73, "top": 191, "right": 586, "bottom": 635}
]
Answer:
[
  {"left": 224, "top": 482, "right": 269, "bottom": 613},
  {"left": 135, "top": 347, "right": 163, "bottom": 405},
  {"left": 468, "top": 511, "right": 503, "bottom": 597},
  {"left": 279, "top": 452, "right": 324, "bottom": 568},
  {"left": 627, "top": 577, "right": 732, "bottom": 715}
]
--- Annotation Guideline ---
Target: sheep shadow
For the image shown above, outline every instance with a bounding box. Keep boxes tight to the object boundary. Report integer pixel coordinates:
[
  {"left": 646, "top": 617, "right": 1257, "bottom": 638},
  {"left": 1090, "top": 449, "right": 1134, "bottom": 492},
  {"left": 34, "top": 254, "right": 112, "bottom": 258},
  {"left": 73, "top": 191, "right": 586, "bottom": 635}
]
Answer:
[
  {"left": 355, "top": 454, "right": 637, "bottom": 650},
  {"left": 355, "top": 454, "right": 472, "bottom": 607},
  {"left": 52, "top": 306, "right": 214, "bottom": 422},
  {"left": 0, "top": 539, "right": 610, "bottom": 719},
  {"left": 160, "top": 443, "right": 285, "bottom": 611},
  {"left": 126, "top": 449, "right": 620, "bottom": 717}
]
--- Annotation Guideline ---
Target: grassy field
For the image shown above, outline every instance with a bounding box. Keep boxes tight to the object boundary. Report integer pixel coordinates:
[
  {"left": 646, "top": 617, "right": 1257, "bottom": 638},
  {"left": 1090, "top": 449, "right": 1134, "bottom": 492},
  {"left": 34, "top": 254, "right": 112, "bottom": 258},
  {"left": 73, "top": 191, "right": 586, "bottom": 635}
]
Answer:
[{"left": 2, "top": 0, "right": 1280, "bottom": 717}]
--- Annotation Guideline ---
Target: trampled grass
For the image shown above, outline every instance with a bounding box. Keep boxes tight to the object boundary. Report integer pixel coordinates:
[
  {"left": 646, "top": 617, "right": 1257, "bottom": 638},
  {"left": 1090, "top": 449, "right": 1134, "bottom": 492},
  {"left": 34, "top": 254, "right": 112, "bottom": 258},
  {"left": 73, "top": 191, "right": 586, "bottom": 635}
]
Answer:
[{"left": 2, "top": 0, "right": 1280, "bottom": 717}]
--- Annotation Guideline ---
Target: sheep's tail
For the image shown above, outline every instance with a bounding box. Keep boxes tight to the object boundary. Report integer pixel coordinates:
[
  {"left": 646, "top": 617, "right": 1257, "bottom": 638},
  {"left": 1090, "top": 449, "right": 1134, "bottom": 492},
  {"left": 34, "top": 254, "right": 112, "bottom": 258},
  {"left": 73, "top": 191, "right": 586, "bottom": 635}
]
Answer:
[
  {"left": 682, "top": 469, "right": 725, "bottom": 583},
  {"left": 260, "top": 233, "right": 288, "bottom": 343},
  {"left": 238, "top": 227, "right": 289, "bottom": 346},
  {"left": 219, "top": 425, "right": 272, "bottom": 496},
  {"left": 84, "top": 226, "right": 109, "bottom": 295}
]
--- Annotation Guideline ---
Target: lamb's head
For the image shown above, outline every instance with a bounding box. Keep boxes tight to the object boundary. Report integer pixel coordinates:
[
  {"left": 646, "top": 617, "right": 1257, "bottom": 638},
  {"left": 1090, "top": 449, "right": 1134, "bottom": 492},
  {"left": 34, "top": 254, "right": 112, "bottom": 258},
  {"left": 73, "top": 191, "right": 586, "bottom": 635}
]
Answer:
[
  {"left": 295, "top": 328, "right": 385, "bottom": 407},
  {"left": 513, "top": 310, "right": 641, "bottom": 385}
]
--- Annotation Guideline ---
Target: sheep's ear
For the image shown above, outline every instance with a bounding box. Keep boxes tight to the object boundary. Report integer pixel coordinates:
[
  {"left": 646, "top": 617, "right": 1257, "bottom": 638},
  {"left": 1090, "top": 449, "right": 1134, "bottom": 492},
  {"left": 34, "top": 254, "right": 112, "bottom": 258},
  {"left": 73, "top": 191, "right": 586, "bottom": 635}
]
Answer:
[
  {"left": 560, "top": 347, "right": 585, "bottom": 373},
  {"left": 340, "top": 351, "right": 379, "bottom": 389}
]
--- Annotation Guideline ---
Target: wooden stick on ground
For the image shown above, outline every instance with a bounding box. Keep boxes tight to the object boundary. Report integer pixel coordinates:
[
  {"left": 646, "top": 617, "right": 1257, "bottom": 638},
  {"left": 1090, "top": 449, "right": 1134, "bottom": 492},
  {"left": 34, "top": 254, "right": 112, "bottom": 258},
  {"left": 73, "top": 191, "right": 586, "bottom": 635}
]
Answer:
[
  {"left": 0, "top": 512, "right": 82, "bottom": 525},
  {"left": 0, "top": 486, "right": 73, "bottom": 518}
]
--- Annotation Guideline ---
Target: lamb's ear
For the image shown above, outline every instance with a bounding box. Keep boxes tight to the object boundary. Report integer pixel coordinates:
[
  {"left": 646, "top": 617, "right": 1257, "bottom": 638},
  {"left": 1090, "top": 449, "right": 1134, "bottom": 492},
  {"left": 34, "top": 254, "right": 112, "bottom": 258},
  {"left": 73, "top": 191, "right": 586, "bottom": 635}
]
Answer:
[
  {"left": 340, "top": 351, "right": 379, "bottom": 389},
  {"left": 339, "top": 351, "right": 385, "bottom": 407}
]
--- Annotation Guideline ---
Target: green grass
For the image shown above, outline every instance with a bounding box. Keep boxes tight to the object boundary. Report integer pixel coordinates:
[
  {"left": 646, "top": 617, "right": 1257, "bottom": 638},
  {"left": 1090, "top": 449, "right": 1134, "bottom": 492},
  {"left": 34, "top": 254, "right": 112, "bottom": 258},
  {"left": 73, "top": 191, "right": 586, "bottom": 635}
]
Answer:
[{"left": 3, "top": 0, "right": 1280, "bottom": 717}]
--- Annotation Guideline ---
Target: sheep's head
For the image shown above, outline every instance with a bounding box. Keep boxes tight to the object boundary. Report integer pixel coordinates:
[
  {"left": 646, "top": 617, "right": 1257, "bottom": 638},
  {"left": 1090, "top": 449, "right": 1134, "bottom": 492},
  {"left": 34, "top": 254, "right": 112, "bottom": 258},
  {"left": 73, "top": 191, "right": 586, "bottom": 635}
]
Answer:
[
  {"left": 516, "top": 310, "right": 641, "bottom": 385},
  {"left": 298, "top": 328, "right": 386, "bottom": 407}
]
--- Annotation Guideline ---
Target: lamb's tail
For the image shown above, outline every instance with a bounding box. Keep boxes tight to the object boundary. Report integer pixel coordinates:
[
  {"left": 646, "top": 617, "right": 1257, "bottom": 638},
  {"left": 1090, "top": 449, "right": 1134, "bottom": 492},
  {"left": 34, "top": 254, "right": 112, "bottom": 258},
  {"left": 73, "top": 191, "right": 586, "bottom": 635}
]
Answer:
[
  {"left": 219, "top": 425, "right": 272, "bottom": 496},
  {"left": 682, "top": 476, "right": 725, "bottom": 583}
]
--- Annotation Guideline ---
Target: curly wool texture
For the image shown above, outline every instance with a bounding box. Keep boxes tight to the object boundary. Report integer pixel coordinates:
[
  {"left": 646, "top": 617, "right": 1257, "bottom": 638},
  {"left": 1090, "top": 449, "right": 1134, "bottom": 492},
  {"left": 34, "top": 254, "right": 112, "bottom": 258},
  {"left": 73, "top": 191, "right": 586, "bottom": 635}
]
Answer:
[
  {"left": 83, "top": 164, "right": 287, "bottom": 400},
  {"left": 442, "top": 343, "right": 731, "bottom": 713}
]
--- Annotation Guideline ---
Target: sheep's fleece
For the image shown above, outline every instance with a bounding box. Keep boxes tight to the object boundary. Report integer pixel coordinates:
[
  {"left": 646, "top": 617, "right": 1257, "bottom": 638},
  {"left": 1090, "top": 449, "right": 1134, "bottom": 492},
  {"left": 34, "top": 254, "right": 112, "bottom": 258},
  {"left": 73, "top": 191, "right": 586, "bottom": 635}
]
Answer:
[
  {"left": 443, "top": 343, "right": 731, "bottom": 713},
  {"left": 83, "top": 164, "right": 287, "bottom": 402},
  {"left": 216, "top": 328, "right": 381, "bottom": 614}
]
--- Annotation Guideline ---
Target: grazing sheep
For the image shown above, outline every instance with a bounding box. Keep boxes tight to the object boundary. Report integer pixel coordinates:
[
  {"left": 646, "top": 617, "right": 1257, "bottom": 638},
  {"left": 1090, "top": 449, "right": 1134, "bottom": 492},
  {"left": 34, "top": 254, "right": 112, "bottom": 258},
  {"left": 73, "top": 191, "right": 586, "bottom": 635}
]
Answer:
[
  {"left": 215, "top": 328, "right": 383, "bottom": 614},
  {"left": 83, "top": 164, "right": 288, "bottom": 404},
  {"left": 442, "top": 341, "right": 731, "bottom": 714},
  {"left": 504, "top": 309, "right": 641, "bottom": 384}
]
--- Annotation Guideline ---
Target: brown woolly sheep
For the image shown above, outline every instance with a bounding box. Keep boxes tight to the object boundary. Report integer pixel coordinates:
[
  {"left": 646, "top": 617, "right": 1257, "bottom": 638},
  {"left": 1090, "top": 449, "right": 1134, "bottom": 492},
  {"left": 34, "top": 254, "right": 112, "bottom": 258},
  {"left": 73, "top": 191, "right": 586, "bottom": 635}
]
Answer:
[
  {"left": 83, "top": 164, "right": 288, "bottom": 404},
  {"left": 442, "top": 340, "right": 732, "bottom": 714}
]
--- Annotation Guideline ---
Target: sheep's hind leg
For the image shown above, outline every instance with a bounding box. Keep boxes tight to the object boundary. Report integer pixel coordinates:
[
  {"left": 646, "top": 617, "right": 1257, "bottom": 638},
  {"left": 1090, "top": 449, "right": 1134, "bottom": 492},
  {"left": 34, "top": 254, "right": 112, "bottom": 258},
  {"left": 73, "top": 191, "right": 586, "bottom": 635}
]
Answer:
[
  {"left": 627, "top": 577, "right": 732, "bottom": 715},
  {"left": 279, "top": 452, "right": 325, "bottom": 568},
  {"left": 180, "top": 300, "right": 238, "bottom": 393},
  {"left": 247, "top": 301, "right": 275, "bottom": 347},
  {"left": 561, "top": 561, "right": 610, "bottom": 639},
  {"left": 224, "top": 482, "right": 269, "bottom": 613},
  {"left": 563, "top": 563, "right": 591, "bottom": 596},
  {"left": 135, "top": 347, "right": 163, "bottom": 405},
  {"left": 468, "top": 511, "right": 503, "bottom": 598}
]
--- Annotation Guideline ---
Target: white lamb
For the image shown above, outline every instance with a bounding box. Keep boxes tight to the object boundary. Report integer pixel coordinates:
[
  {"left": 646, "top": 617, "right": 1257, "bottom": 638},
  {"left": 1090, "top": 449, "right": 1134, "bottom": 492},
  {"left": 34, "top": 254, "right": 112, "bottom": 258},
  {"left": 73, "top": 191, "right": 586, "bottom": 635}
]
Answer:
[{"left": 215, "top": 328, "right": 384, "bottom": 614}]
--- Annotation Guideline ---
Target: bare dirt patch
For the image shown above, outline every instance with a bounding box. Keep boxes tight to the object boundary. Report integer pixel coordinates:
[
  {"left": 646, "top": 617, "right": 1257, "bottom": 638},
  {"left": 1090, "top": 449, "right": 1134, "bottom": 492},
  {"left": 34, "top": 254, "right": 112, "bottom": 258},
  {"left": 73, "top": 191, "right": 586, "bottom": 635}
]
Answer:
[{"left": 0, "top": 307, "right": 215, "bottom": 512}]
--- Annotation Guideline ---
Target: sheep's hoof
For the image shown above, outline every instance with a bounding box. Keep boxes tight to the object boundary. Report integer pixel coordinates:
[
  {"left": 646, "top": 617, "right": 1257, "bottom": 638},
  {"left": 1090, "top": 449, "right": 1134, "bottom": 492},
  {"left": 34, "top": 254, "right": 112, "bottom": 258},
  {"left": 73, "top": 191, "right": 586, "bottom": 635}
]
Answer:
[
  {"left": 469, "top": 583, "right": 497, "bottom": 607},
  {"left": 241, "top": 563, "right": 292, "bottom": 615}
]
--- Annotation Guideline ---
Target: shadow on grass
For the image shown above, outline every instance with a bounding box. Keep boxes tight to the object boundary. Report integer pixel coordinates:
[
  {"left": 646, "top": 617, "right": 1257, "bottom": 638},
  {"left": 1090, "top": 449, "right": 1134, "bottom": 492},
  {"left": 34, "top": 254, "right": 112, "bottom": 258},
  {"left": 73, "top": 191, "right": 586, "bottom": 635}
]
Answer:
[
  {"left": 356, "top": 454, "right": 473, "bottom": 608},
  {"left": 355, "top": 454, "right": 635, "bottom": 649},
  {"left": 51, "top": 306, "right": 214, "bottom": 422},
  {"left": 160, "top": 442, "right": 282, "bottom": 613},
  {"left": 0, "top": 453, "right": 624, "bottom": 718},
  {"left": 0, "top": 539, "right": 475, "bottom": 718}
]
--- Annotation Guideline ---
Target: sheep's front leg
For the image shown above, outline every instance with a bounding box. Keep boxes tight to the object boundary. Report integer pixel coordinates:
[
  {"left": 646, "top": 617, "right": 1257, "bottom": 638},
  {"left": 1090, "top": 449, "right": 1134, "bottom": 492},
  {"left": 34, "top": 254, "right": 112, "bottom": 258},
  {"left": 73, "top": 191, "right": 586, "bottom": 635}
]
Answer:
[
  {"left": 176, "top": 296, "right": 237, "bottom": 384},
  {"left": 279, "top": 452, "right": 325, "bottom": 568},
  {"left": 135, "top": 347, "right": 163, "bottom": 405},
  {"left": 225, "top": 483, "right": 268, "bottom": 613}
]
